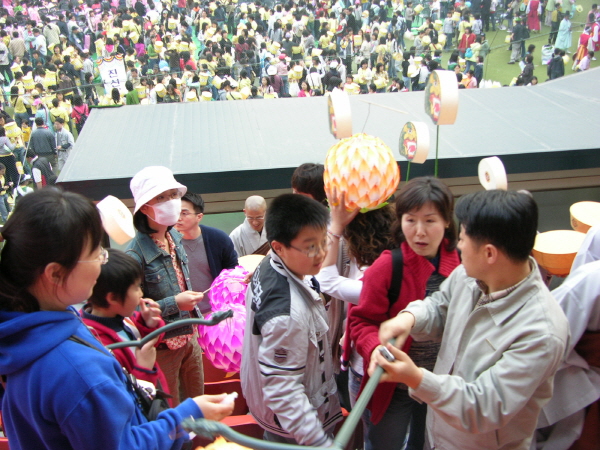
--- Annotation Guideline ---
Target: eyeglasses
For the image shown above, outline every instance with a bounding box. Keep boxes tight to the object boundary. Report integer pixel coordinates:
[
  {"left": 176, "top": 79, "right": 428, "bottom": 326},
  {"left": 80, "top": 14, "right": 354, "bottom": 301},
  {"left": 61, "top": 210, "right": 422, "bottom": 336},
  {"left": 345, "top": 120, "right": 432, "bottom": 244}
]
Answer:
[
  {"left": 180, "top": 210, "right": 199, "bottom": 218},
  {"left": 246, "top": 215, "right": 265, "bottom": 222},
  {"left": 154, "top": 191, "right": 183, "bottom": 204},
  {"left": 78, "top": 247, "right": 109, "bottom": 265},
  {"left": 289, "top": 236, "right": 331, "bottom": 258}
]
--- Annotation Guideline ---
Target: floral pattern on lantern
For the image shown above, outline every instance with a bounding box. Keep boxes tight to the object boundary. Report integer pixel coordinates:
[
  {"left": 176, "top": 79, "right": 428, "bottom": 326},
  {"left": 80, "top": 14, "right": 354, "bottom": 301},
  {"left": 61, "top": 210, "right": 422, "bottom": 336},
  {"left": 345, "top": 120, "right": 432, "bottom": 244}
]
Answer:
[
  {"left": 324, "top": 133, "right": 400, "bottom": 212},
  {"left": 198, "top": 266, "right": 249, "bottom": 373}
]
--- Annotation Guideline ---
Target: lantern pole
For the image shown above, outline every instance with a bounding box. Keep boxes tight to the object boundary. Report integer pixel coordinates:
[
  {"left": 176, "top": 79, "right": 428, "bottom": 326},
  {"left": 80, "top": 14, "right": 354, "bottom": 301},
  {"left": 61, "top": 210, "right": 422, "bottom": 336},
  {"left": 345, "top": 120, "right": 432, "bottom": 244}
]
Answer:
[
  {"left": 434, "top": 125, "right": 440, "bottom": 178},
  {"left": 406, "top": 161, "right": 411, "bottom": 183}
]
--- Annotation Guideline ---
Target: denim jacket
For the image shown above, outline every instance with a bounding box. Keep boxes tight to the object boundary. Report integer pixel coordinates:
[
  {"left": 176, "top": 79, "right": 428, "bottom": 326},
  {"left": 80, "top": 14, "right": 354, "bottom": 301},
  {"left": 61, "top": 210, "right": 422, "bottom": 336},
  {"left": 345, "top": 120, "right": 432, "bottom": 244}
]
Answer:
[{"left": 126, "top": 229, "right": 195, "bottom": 339}]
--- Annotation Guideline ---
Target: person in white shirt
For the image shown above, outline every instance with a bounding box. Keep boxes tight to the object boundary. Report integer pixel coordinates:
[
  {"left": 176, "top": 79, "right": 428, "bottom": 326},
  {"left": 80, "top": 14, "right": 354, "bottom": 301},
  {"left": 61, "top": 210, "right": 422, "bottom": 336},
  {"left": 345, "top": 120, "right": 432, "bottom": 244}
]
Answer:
[
  {"left": 32, "top": 28, "right": 47, "bottom": 60},
  {"left": 535, "top": 259, "right": 600, "bottom": 449},
  {"left": 229, "top": 196, "right": 268, "bottom": 257},
  {"left": 54, "top": 117, "right": 74, "bottom": 172}
]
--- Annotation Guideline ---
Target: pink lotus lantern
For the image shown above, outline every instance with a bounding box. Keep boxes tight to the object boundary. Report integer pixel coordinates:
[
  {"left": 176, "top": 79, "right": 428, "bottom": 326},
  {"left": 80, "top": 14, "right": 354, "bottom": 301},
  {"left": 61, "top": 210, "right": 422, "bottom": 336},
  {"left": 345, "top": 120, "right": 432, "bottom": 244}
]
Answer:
[
  {"left": 198, "top": 266, "right": 250, "bottom": 373},
  {"left": 208, "top": 266, "right": 249, "bottom": 311}
]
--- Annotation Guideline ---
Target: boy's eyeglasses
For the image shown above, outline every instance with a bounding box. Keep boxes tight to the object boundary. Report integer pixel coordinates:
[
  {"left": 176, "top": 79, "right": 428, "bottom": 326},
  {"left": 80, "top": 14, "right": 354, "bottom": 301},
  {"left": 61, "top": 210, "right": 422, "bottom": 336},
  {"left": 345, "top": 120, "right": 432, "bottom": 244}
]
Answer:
[
  {"left": 289, "top": 236, "right": 331, "bottom": 258},
  {"left": 245, "top": 215, "right": 265, "bottom": 223},
  {"left": 78, "top": 247, "right": 109, "bottom": 265}
]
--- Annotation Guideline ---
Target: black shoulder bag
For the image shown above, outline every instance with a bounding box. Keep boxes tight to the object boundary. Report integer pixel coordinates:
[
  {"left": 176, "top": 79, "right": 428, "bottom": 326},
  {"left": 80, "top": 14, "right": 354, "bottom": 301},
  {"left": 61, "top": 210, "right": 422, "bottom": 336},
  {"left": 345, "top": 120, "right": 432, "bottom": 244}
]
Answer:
[{"left": 387, "top": 247, "right": 404, "bottom": 309}]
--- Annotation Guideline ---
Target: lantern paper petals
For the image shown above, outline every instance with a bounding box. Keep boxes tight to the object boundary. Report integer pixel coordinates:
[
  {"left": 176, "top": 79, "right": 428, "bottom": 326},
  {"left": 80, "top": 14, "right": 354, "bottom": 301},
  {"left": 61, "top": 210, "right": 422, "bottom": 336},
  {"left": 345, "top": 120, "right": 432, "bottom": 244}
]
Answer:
[
  {"left": 197, "top": 266, "right": 249, "bottom": 373},
  {"left": 324, "top": 133, "right": 400, "bottom": 211}
]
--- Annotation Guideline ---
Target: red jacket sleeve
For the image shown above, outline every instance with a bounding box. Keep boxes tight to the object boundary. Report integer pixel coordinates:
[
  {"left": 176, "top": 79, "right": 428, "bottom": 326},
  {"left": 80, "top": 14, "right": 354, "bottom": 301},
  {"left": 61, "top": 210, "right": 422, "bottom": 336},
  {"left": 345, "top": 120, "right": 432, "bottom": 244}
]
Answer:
[
  {"left": 349, "top": 250, "right": 397, "bottom": 365},
  {"left": 129, "top": 312, "right": 167, "bottom": 385}
]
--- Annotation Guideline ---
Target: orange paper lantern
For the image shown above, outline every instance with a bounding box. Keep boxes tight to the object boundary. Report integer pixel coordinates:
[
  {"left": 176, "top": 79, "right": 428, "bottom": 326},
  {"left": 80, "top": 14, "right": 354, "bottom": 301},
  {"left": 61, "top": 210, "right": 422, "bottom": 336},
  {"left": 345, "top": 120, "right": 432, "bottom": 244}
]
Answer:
[{"left": 324, "top": 133, "right": 400, "bottom": 211}]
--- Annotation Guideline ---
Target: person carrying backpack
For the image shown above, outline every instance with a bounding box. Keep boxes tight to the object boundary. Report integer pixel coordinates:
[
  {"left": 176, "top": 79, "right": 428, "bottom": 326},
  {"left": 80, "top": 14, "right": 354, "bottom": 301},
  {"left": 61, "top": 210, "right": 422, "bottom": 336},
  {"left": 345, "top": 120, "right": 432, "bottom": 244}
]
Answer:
[
  {"left": 349, "top": 177, "right": 460, "bottom": 450},
  {"left": 71, "top": 95, "right": 89, "bottom": 135}
]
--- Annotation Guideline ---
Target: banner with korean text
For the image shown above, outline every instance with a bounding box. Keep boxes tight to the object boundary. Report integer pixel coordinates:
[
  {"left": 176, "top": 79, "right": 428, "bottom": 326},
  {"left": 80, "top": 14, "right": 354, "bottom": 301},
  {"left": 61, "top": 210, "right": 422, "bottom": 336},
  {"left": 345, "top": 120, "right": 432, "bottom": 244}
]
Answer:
[{"left": 97, "top": 55, "right": 127, "bottom": 94}]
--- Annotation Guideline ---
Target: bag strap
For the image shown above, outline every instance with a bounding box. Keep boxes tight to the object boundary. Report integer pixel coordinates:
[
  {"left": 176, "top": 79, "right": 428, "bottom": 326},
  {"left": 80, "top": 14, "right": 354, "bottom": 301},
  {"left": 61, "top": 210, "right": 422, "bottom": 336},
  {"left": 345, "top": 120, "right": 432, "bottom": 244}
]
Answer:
[
  {"left": 387, "top": 247, "right": 404, "bottom": 308},
  {"left": 68, "top": 334, "right": 107, "bottom": 355}
]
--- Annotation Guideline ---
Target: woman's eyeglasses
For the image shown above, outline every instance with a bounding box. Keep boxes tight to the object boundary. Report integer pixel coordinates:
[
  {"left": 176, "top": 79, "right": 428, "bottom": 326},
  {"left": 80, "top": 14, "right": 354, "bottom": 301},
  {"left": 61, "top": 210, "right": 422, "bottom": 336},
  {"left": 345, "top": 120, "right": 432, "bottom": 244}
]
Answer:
[{"left": 78, "top": 247, "right": 109, "bottom": 265}]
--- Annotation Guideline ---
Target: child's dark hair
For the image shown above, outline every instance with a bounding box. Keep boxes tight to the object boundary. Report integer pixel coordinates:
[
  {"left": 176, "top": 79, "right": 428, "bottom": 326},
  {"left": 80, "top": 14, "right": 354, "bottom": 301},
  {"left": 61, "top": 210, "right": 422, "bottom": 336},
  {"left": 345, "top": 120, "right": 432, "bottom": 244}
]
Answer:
[
  {"left": 0, "top": 188, "right": 104, "bottom": 312},
  {"left": 455, "top": 190, "right": 538, "bottom": 262},
  {"left": 88, "top": 249, "right": 143, "bottom": 308},
  {"left": 266, "top": 193, "right": 329, "bottom": 247},
  {"left": 291, "top": 163, "right": 326, "bottom": 204}
]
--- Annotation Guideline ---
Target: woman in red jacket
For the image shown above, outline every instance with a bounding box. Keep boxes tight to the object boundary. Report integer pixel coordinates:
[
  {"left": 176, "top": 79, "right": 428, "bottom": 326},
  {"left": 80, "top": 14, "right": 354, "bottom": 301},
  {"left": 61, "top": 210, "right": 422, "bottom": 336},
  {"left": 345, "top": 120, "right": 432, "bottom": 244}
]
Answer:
[
  {"left": 349, "top": 177, "right": 461, "bottom": 450},
  {"left": 458, "top": 27, "right": 476, "bottom": 58}
]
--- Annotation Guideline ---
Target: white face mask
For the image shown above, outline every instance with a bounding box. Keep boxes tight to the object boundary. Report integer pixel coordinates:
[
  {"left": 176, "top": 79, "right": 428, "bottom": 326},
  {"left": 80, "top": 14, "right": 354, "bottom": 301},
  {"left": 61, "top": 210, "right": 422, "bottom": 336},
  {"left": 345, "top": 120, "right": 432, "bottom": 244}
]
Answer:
[{"left": 148, "top": 198, "right": 181, "bottom": 226}]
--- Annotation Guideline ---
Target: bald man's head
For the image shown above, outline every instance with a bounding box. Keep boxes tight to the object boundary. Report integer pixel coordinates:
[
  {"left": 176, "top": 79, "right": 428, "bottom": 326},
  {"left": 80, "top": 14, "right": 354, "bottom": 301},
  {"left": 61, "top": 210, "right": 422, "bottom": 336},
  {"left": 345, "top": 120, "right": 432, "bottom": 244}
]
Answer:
[{"left": 244, "top": 196, "right": 267, "bottom": 232}]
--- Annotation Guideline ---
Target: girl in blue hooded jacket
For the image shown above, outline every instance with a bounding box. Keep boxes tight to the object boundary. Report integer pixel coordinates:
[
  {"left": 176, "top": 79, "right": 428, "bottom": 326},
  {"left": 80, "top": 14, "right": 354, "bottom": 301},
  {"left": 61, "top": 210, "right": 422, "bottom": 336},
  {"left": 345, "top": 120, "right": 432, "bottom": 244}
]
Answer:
[{"left": 0, "top": 188, "right": 232, "bottom": 450}]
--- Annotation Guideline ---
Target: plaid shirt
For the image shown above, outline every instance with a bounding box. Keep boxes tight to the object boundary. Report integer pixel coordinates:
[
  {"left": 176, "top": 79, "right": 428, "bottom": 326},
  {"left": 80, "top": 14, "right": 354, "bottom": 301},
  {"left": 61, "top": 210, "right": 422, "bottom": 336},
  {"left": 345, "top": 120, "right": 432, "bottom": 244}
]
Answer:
[{"left": 475, "top": 261, "right": 535, "bottom": 309}]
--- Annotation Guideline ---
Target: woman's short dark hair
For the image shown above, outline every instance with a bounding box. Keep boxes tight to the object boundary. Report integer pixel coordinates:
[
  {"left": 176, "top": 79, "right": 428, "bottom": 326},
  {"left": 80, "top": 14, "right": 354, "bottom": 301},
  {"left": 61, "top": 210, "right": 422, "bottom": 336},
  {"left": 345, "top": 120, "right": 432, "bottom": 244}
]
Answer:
[
  {"left": 455, "top": 190, "right": 538, "bottom": 262},
  {"left": 291, "top": 163, "right": 326, "bottom": 204},
  {"left": 266, "top": 193, "right": 329, "bottom": 247},
  {"left": 88, "top": 249, "right": 143, "bottom": 308},
  {"left": 0, "top": 188, "right": 104, "bottom": 312},
  {"left": 392, "top": 177, "right": 457, "bottom": 251}
]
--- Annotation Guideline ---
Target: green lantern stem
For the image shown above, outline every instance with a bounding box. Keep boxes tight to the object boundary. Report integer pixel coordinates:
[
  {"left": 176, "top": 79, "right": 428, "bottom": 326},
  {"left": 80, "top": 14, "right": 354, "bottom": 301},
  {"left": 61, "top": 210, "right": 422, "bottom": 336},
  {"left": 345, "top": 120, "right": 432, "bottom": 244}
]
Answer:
[
  {"left": 406, "top": 160, "right": 411, "bottom": 183},
  {"left": 434, "top": 125, "right": 440, "bottom": 178}
]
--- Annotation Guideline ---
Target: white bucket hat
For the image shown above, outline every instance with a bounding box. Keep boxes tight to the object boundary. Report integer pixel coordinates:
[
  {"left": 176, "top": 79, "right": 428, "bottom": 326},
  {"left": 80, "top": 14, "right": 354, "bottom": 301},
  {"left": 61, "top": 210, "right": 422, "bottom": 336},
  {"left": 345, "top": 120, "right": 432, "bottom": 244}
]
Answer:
[{"left": 130, "top": 166, "right": 187, "bottom": 213}]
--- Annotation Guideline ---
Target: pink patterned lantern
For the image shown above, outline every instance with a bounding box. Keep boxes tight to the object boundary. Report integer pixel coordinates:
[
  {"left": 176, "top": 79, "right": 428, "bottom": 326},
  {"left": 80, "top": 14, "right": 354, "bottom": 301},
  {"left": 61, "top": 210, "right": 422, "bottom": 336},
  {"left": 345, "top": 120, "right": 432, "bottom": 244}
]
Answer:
[
  {"left": 198, "top": 266, "right": 249, "bottom": 373},
  {"left": 208, "top": 266, "right": 249, "bottom": 311},
  {"left": 198, "top": 303, "right": 247, "bottom": 373}
]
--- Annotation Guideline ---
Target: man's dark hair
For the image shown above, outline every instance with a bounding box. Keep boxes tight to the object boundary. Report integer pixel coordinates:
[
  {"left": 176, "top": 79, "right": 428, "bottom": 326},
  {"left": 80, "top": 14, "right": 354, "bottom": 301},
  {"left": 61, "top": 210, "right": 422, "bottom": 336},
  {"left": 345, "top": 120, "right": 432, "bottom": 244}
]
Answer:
[
  {"left": 266, "top": 193, "right": 329, "bottom": 247},
  {"left": 455, "top": 190, "right": 538, "bottom": 262},
  {"left": 182, "top": 192, "right": 205, "bottom": 214},
  {"left": 34, "top": 117, "right": 44, "bottom": 126},
  {"left": 88, "top": 249, "right": 143, "bottom": 308},
  {"left": 291, "top": 163, "right": 326, "bottom": 204}
]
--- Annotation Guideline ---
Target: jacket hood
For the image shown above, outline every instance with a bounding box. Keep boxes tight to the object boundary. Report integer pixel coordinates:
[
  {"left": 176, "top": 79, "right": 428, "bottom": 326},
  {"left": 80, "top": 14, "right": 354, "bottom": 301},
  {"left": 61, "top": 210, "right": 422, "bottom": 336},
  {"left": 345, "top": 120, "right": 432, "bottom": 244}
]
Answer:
[{"left": 0, "top": 308, "right": 80, "bottom": 375}]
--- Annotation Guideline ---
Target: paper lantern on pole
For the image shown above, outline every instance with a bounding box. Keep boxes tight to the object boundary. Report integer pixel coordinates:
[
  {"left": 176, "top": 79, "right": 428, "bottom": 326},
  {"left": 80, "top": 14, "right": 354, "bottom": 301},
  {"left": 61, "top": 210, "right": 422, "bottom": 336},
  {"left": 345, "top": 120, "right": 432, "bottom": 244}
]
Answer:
[
  {"left": 327, "top": 88, "right": 352, "bottom": 139},
  {"left": 324, "top": 133, "right": 400, "bottom": 212},
  {"left": 570, "top": 201, "right": 600, "bottom": 233},
  {"left": 532, "top": 230, "right": 586, "bottom": 277},
  {"left": 96, "top": 195, "right": 136, "bottom": 245},
  {"left": 197, "top": 266, "right": 251, "bottom": 373},
  {"left": 424, "top": 70, "right": 459, "bottom": 125},
  {"left": 198, "top": 303, "right": 246, "bottom": 373},
  {"left": 208, "top": 266, "right": 250, "bottom": 311},
  {"left": 4, "top": 122, "right": 21, "bottom": 139},
  {"left": 399, "top": 122, "right": 429, "bottom": 164},
  {"left": 478, "top": 156, "right": 508, "bottom": 190}
]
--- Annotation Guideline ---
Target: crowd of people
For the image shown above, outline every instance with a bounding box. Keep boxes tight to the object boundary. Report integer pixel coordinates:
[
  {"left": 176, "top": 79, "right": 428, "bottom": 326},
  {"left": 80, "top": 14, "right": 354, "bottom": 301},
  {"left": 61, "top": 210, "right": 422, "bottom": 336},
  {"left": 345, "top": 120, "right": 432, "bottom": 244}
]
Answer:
[
  {"left": 0, "top": 0, "right": 597, "bottom": 219},
  {"left": 0, "top": 0, "right": 594, "bottom": 110},
  {"left": 1, "top": 159, "right": 599, "bottom": 450},
  {"left": 0, "top": 0, "right": 599, "bottom": 448}
]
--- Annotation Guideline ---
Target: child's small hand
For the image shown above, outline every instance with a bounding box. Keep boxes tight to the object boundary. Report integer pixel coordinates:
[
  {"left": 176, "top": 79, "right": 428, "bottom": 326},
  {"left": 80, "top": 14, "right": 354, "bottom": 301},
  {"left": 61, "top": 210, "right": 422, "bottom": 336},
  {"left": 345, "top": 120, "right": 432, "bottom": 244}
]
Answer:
[
  {"left": 193, "top": 394, "right": 234, "bottom": 421},
  {"left": 135, "top": 336, "right": 159, "bottom": 370},
  {"left": 140, "top": 298, "right": 162, "bottom": 328}
]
